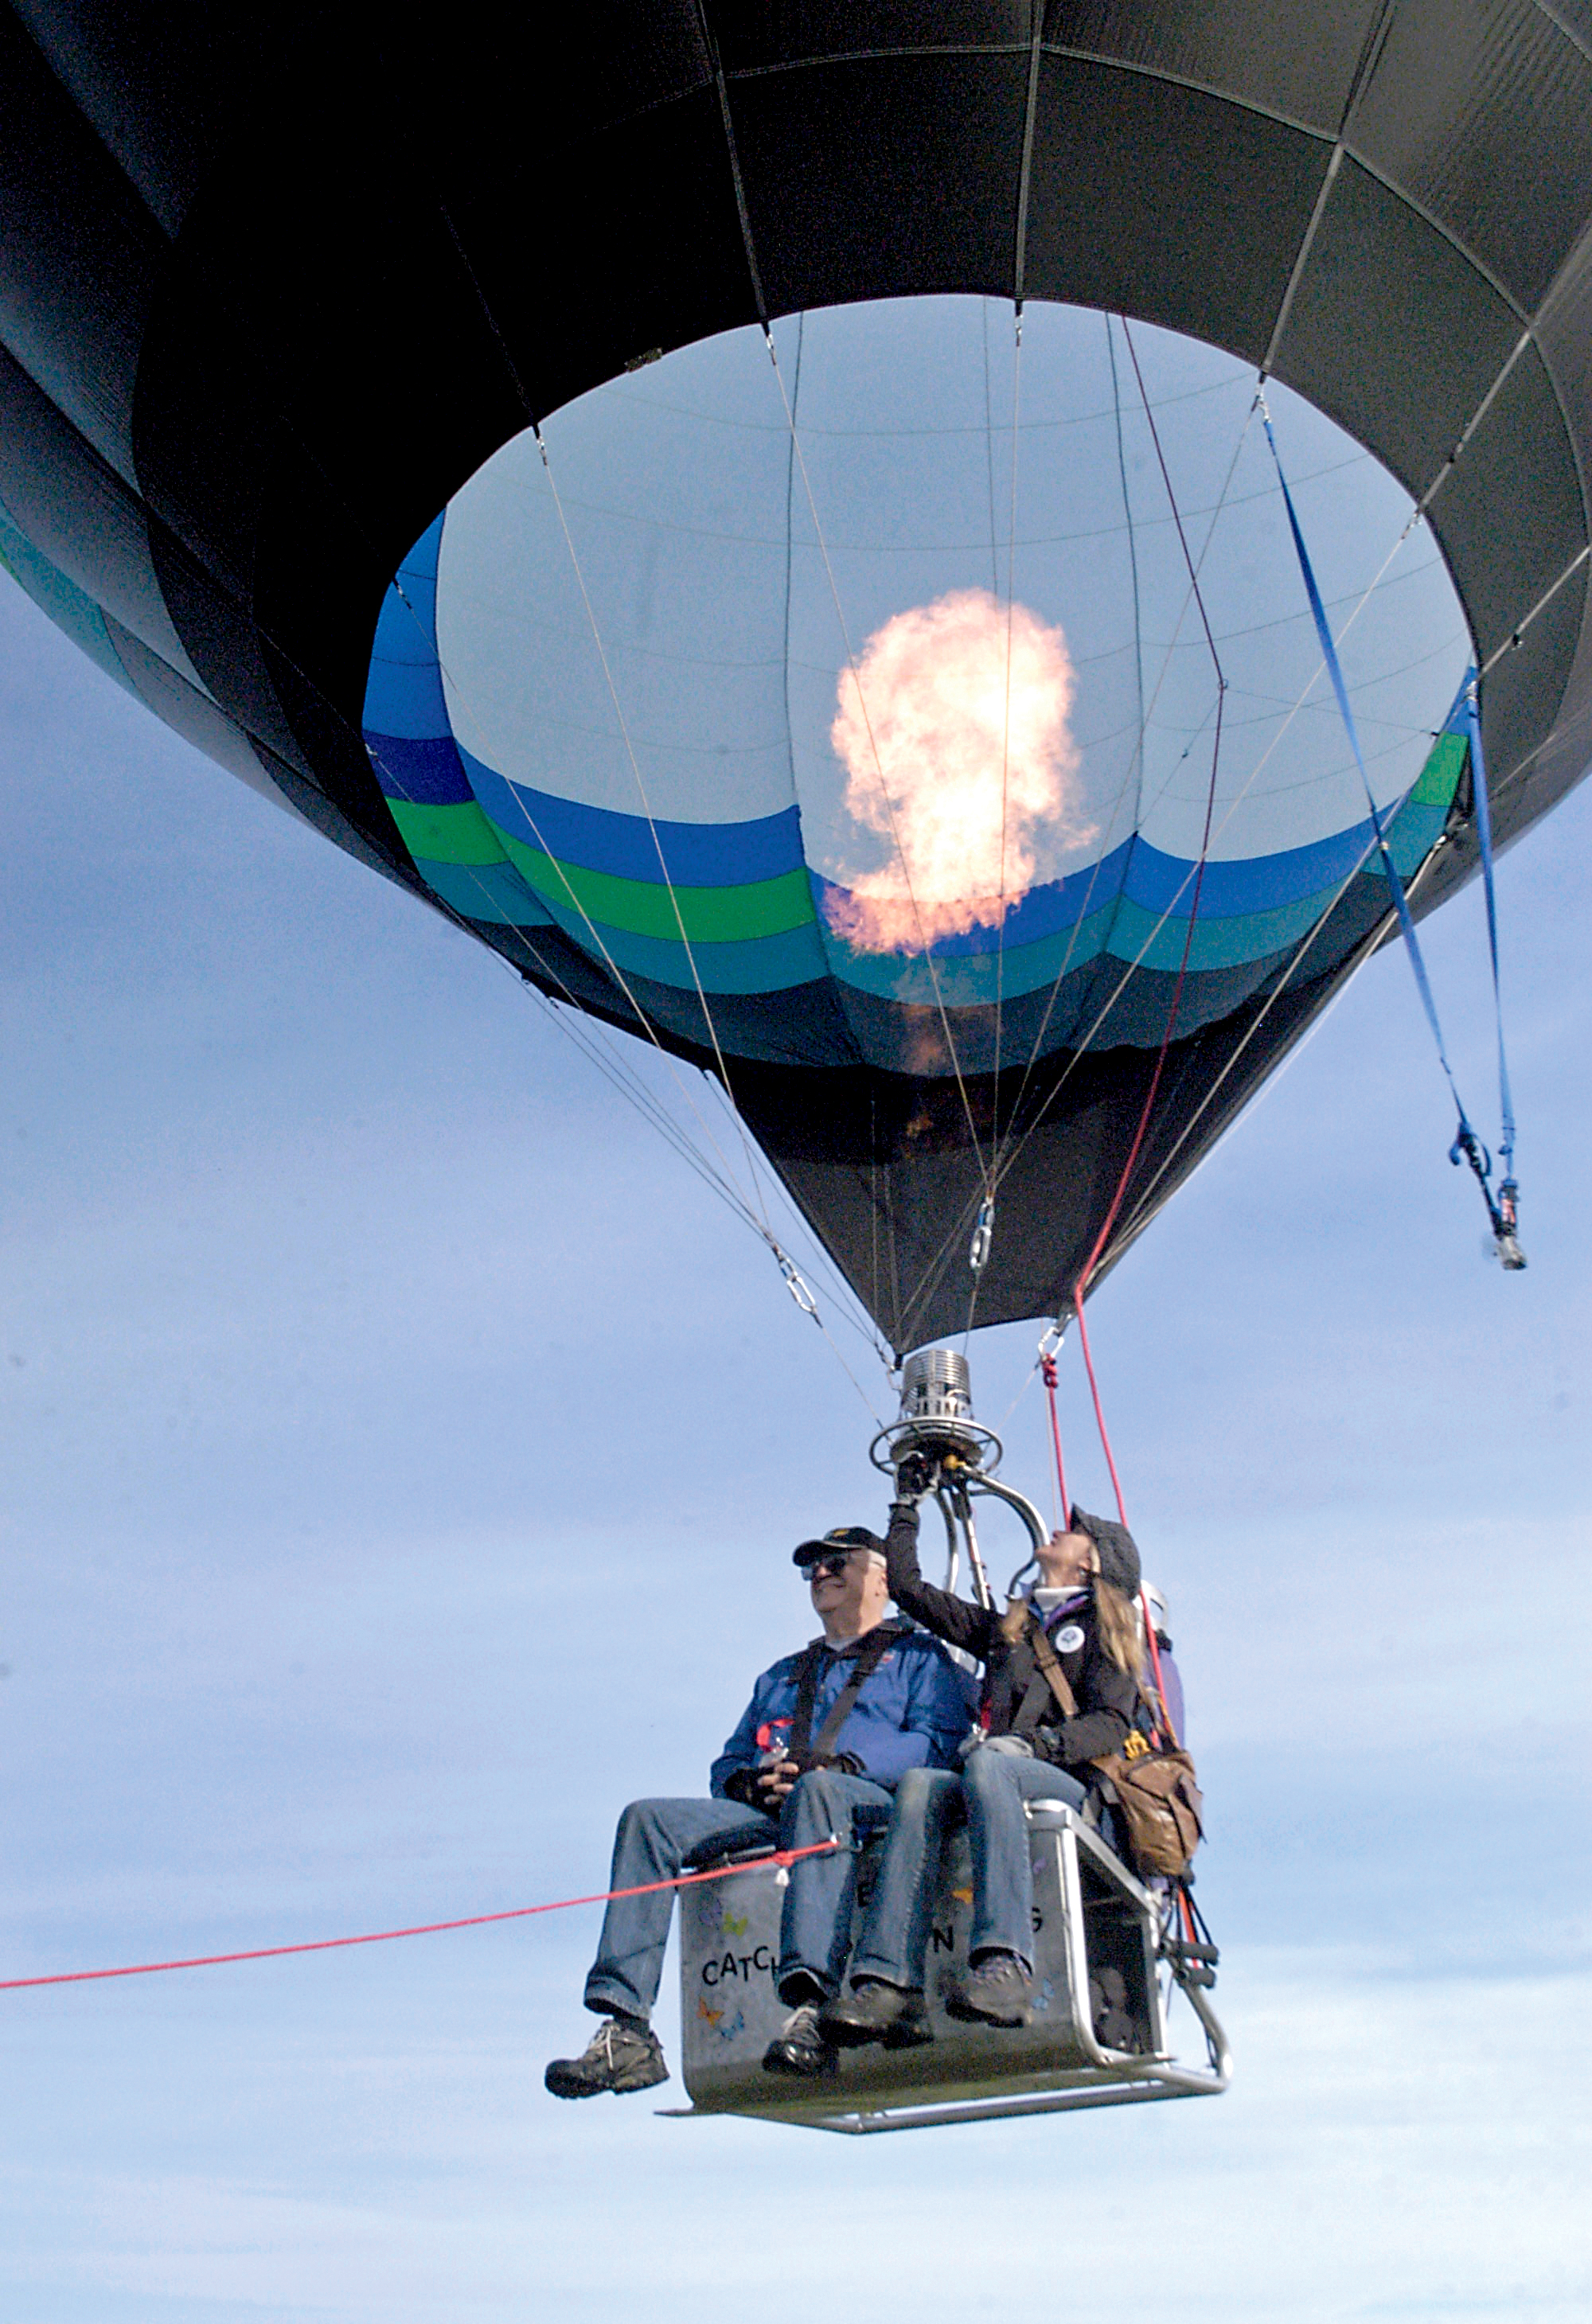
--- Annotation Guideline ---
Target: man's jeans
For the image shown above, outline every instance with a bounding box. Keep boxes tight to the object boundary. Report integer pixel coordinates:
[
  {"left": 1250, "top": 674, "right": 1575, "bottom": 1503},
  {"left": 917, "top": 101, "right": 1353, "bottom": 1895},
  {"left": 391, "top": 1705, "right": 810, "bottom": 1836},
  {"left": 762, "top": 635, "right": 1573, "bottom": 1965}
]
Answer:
[
  {"left": 849, "top": 1749, "right": 1087, "bottom": 1986},
  {"left": 583, "top": 1768, "right": 893, "bottom": 2022}
]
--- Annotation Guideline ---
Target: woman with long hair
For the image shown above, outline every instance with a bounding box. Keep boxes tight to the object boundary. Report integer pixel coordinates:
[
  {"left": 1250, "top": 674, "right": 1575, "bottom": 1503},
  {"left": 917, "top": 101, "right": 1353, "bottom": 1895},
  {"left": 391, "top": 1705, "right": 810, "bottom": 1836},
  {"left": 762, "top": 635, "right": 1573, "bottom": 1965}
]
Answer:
[{"left": 818, "top": 1470, "right": 1143, "bottom": 2047}]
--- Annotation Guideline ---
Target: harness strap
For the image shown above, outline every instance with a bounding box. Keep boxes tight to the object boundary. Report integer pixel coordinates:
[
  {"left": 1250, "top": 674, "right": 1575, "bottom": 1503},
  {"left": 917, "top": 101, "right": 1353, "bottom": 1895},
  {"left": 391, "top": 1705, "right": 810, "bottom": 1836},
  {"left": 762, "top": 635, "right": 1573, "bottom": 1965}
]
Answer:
[
  {"left": 1011, "top": 1601, "right": 1155, "bottom": 1741},
  {"left": 1009, "top": 1669, "right": 1056, "bottom": 1737},
  {"left": 790, "top": 1624, "right": 907, "bottom": 1764},
  {"left": 1016, "top": 1605, "right": 1081, "bottom": 1723},
  {"left": 997, "top": 1601, "right": 1084, "bottom": 1739}
]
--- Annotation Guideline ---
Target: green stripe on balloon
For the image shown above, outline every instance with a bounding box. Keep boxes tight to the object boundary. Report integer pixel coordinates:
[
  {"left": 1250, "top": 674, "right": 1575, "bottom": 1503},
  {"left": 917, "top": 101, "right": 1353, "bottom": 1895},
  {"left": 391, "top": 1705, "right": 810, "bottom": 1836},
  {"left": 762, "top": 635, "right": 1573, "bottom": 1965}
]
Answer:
[
  {"left": 496, "top": 832, "right": 818, "bottom": 945},
  {"left": 386, "top": 796, "right": 510, "bottom": 868}
]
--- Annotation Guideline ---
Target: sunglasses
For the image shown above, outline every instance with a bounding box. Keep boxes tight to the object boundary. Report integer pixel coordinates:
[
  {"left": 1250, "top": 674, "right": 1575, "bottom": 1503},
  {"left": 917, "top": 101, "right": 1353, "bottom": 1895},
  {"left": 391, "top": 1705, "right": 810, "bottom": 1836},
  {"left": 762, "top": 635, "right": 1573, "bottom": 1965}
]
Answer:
[{"left": 802, "top": 1551, "right": 856, "bottom": 1580}]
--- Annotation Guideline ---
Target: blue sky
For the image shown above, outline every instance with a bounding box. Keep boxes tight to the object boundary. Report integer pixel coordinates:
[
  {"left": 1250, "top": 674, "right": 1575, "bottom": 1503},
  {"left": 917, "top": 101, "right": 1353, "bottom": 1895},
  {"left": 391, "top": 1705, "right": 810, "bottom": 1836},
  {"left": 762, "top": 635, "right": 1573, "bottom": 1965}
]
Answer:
[{"left": 2, "top": 508, "right": 1589, "bottom": 2323}]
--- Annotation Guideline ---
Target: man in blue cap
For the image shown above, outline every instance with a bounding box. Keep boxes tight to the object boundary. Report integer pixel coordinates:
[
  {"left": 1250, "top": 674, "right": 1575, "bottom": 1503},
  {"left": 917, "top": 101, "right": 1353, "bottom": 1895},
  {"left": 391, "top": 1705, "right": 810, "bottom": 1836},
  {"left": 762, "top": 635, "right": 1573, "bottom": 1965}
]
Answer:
[{"left": 544, "top": 1524, "right": 970, "bottom": 2096}]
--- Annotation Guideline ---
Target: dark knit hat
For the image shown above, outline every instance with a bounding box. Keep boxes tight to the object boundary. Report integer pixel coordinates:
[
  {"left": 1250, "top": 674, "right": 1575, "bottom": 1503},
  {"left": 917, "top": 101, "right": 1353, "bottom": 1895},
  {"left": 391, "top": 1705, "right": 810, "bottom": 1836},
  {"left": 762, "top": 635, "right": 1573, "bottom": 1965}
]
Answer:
[{"left": 1069, "top": 1506, "right": 1142, "bottom": 1597}]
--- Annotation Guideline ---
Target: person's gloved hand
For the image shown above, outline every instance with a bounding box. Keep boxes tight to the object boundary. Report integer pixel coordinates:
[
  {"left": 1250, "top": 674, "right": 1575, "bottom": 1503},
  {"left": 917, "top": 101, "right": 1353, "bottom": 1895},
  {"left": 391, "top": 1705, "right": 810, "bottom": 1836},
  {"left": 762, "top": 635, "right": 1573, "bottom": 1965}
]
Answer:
[
  {"left": 893, "top": 1450, "right": 938, "bottom": 1503},
  {"left": 722, "top": 1767, "right": 776, "bottom": 1811}
]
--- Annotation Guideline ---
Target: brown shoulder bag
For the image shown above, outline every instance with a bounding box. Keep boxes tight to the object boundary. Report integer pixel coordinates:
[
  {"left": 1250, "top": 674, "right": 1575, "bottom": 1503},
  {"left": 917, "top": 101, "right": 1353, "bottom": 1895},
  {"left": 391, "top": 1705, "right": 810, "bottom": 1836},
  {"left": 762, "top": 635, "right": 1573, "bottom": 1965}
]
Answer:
[{"left": 1020, "top": 1608, "right": 1204, "bottom": 1879}]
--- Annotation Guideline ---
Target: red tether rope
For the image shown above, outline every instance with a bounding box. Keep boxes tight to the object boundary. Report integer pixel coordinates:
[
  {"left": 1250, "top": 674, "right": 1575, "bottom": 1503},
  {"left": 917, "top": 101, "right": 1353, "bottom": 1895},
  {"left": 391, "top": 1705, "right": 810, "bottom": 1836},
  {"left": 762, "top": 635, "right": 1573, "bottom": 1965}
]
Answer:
[
  {"left": 1072, "top": 1297, "right": 1181, "bottom": 1747},
  {"left": 1139, "top": 1592, "right": 1180, "bottom": 1749},
  {"left": 1040, "top": 1349, "right": 1071, "bottom": 1525},
  {"left": 0, "top": 1839, "right": 838, "bottom": 1994}
]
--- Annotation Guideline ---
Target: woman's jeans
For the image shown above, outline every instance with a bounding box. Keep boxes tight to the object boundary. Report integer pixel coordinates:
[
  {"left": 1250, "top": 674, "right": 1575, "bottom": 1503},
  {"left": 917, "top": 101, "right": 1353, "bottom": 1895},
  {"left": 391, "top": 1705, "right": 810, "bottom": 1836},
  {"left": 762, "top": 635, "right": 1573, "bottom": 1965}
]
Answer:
[
  {"left": 849, "top": 1748, "right": 1087, "bottom": 1985},
  {"left": 583, "top": 1768, "right": 892, "bottom": 2022}
]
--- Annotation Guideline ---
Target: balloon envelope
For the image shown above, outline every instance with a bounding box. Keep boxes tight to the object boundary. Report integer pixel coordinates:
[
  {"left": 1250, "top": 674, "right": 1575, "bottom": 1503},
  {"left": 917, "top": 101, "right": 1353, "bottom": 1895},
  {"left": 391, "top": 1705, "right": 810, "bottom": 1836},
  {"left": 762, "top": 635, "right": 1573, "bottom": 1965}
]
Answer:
[{"left": 2, "top": 4, "right": 1589, "bottom": 1348}]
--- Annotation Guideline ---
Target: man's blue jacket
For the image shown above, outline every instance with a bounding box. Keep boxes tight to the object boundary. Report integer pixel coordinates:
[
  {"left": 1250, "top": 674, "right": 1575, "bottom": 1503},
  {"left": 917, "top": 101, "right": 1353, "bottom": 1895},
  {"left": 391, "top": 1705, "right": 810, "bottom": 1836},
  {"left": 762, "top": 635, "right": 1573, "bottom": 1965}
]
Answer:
[{"left": 709, "top": 1625, "right": 972, "bottom": 1796}]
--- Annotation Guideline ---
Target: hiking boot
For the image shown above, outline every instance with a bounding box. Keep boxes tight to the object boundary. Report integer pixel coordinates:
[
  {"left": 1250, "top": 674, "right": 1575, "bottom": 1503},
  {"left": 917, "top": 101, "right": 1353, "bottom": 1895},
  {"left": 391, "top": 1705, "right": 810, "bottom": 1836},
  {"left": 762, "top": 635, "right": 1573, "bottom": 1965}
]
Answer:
[
  {"left": 941, "top": 1952, "right": 1033, "bottom": 2028},
  {"left": 820, "top": 1979, "right": 933, "bottom": 2049},
  {"left": 544, "top": 2016, "right": 668, "bottom": 2100},
  {"left": 761, "top": 2002, "right": 838, "bottom": 2077}
]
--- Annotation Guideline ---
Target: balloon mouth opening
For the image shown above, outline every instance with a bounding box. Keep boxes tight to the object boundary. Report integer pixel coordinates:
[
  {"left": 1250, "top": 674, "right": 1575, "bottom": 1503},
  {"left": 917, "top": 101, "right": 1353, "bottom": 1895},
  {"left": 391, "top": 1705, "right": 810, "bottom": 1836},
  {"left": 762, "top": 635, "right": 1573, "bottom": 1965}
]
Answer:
[{"left": 361, "top": 291, "right": 1475, "bottom": 1092}]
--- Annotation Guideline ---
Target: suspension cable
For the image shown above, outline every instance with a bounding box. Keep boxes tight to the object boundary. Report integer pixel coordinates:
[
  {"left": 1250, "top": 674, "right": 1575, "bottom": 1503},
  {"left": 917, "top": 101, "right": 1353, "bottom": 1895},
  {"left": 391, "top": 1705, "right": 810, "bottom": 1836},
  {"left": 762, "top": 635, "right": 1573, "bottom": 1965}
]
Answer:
[
  {"left": 364, "top": 733, "right": 776, "bottom": 1246},
  {"left": 1045, "top": 1310, "right": 1176, "bottom": 1741},
  {"left": 389, "top": 214, "right": 907, "bottom": 1352},
  {"left": 414, "top": 205, "right": 786, "bottom": 1233},
  {"left": 530, "top": 423, "right": 776, "bottom": 1238},
  {"left": 991, "top": 302, "right": 1026, "bottom": 1146},
  {"left": 762, "top": 325, "right": 992, "bottom": 1194},
  {"left": 959, "top": 293, "right": 1026, "bottom": 1343},
  {"left": 1063, "top": 318, "right": 1229, "bottom": 1530},
  {"left": 985, "top": 377, "right": 1434, "bottom": 1216},
  {"left": 855, "top": 355, "right": 1264, "bottom": 1357},
  {"left": 1069, "top": 321, "right": 1227, "bottom": 1320},
  {"left": 1106, "top": 819, "right": 1406, "bottom": 1258},
  {"left": 696, "top": 22, "right": 993, "bottom": 1228},
  {"left": 371, "top": 630, "right": 892, "bottom": 1386},
  {"left": 1107, "top": 314, "right": 1148, "bottom": 841},
  {"left": 981, "top": 300, "right": 1001, "bottom": 598},
  {"left": 986, "top": 348, "right": 1258, "bottom": 1201},
  {"left": 1053, "top": 379, "right": 1512, "bottom": 1718},
  {"left": 373, "top": 633, "right": 759, "bottom": 1230}
]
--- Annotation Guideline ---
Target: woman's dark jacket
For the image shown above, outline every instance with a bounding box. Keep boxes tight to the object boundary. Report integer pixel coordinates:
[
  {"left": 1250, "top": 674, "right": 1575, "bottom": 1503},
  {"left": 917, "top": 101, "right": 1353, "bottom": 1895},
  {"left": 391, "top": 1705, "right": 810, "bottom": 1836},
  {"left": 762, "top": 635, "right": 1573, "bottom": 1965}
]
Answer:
[{"left": 885, "top": 1502, "right": 1137, "bottom": 1768}]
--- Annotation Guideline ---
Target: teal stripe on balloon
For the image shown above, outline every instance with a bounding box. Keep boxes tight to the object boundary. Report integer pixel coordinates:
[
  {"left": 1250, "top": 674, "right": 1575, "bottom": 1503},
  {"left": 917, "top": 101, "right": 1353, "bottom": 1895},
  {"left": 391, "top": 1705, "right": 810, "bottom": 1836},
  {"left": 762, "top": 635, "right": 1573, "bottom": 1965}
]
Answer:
[
  {"left": 532, "top": 893, "right": 833, "bottom": 993},
  {"left": 407, "top": 856, "right": 556, "bottom": 927}
]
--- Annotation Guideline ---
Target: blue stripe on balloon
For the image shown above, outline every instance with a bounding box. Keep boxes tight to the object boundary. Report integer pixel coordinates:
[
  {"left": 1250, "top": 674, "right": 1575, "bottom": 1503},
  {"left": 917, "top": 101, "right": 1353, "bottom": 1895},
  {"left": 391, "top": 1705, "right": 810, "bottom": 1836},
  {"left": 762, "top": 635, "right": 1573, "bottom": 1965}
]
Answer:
[
  {"left": 1118, "top": 821, "right": 1388, "bottom": 918},
  {"left": 363, "top": 645, "right": 449, "bottom": 739},
  {"left": 806, "top": 854, "right": 1114, "bottom": 961},
  {"left": 365, "top": 727, "right": 474, "bottom": 806},
  {"left": 361, "top": 517, "right": 448, "bottom": 739},
  {"left": 807, "top": 791, "right": 1423, "bottom": 962},
  {"left": 456, "top": 745, "right": 806, "bottom": 887},
  {"left": 383, "top": 513, "right": 441, "bottom": 649},
  {"left": 394, "top": 514, "right": 442, "bottom": 616}
]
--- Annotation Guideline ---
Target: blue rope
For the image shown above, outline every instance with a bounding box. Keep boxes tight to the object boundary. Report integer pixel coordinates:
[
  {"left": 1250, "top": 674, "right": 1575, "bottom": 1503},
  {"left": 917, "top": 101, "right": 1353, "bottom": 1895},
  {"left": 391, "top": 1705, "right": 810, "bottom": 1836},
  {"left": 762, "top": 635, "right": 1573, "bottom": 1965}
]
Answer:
[
  {"left": 1460, "top": 680, "right": 1518, "bottom": 1183},
  {"left": 1259, "top": 405, "right": 1467, "bottom": 1109},
  {"left": 1259, "top": 396, "right": 1525, "bottom": 1265}
]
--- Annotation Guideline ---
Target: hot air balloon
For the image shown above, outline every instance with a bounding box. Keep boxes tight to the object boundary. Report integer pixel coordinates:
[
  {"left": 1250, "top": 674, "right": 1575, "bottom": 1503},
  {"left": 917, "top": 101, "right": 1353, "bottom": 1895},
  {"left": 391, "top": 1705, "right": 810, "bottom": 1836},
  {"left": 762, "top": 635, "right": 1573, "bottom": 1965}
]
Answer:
[
  {"left": 14, "top": 0, "right": 1590, "bottom": 2139},
  {"left": 2, "top": 0, "right": 1586, "bottom": 1363}
]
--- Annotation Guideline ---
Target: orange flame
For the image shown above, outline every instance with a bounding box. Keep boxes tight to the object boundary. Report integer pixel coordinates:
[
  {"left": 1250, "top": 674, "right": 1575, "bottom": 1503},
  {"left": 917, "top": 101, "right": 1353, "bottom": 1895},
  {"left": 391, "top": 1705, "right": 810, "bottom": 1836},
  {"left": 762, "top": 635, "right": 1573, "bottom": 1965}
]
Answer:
[{"left": 824, "top": 587, "right": 1091, "bottom": 953}]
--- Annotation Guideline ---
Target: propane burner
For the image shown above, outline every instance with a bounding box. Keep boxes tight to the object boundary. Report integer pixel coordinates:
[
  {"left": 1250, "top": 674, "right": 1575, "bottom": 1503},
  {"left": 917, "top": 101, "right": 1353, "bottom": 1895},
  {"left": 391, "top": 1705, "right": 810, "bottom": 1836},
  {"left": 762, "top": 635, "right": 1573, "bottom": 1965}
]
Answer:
[{"left": 871, "top": 1347, "right": 1004, "bottom": 1475}]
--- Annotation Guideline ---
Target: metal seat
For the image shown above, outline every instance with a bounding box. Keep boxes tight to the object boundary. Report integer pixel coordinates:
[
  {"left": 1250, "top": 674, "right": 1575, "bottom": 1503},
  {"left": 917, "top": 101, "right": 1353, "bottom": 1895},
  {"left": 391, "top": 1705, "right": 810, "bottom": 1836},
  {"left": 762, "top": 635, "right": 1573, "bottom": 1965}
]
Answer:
[
  {"left": 665, "top": 1800, "right": 1229, "bottom": 2135},
  {"left": 664, "top": 1356, "right": 1229, "bottom": 2132}
]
